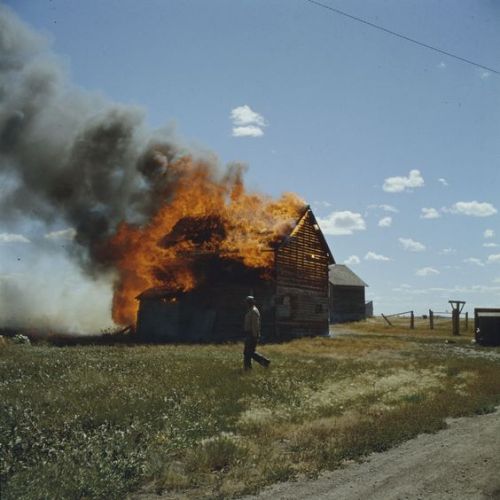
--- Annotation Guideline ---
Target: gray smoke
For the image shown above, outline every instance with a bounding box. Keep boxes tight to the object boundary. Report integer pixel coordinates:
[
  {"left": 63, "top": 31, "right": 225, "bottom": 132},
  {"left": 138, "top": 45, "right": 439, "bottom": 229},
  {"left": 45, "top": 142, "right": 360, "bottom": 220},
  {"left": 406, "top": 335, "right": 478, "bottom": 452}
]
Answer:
[
  {"left": 0, "top": 6, "right": 224, "bottom": 331},
  {"left": 0, "top": 5, "right": 209, "bottom": 274}
]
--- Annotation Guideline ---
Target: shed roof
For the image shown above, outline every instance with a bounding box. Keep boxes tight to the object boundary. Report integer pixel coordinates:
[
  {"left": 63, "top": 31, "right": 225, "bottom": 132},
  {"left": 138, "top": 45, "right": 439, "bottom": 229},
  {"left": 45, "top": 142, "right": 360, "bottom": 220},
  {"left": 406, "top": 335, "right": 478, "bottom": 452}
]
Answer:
[{"left": 329, "top": 264, "right": 368, "bottom": 287}]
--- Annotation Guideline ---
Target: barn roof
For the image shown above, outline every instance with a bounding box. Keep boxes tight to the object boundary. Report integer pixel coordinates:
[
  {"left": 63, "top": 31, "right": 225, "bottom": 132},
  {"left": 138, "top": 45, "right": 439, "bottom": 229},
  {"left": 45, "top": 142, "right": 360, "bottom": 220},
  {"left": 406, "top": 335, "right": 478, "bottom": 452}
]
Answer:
[{"left": 329, "top": 264, "right": 368, "bottom": 287}]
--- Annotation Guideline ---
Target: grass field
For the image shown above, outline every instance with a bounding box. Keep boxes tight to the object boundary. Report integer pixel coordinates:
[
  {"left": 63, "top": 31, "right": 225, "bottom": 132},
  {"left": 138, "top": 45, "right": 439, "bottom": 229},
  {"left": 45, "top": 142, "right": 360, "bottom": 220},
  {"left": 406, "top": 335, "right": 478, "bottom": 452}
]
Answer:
[{"left": 1, "top": 319, "right": 499, "bottom": 499}]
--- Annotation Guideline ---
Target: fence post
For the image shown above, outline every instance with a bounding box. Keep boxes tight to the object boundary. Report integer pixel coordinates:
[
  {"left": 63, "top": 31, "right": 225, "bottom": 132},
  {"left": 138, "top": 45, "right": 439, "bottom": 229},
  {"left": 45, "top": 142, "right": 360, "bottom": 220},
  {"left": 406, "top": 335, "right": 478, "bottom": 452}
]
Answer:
[
  {"left": 429, "top": 309, "right": 434, "bottom": 330},
  {"left": 381, "top": 313, "right": 393, "bottom": 327},
  {"left": 410, "top": 311, "right": 414, "bottom": 329},
  {"left": 452, "top": 309, "right": 460, "bottom": 336},
  {"left": 465, "top": 312, "right": 468, "bottom": 331}
]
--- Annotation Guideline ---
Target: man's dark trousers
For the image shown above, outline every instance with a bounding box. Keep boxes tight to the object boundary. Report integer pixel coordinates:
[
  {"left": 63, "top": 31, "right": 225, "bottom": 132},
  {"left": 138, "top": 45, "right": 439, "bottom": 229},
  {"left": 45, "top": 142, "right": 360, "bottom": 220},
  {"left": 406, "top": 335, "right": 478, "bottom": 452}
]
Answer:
[{"left": 243, "top": 335, "right": 270, "bottom": 370}]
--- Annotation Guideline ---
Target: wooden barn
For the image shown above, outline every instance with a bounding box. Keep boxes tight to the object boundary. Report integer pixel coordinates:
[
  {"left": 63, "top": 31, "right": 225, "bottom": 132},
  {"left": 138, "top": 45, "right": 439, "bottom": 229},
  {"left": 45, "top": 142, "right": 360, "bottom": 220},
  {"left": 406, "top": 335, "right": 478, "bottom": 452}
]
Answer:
[
  {"left": 328, "top": 264, "right": 368, "bottom": 324},
  {"left": 136, "top": 207, "right": 334, "bottom": 342}
]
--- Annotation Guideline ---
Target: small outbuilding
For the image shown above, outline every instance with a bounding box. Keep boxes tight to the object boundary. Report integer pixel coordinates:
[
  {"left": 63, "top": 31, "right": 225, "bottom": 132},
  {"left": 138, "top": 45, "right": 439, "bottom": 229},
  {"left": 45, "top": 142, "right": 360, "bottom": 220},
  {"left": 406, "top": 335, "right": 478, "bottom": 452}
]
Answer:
[{"left": 329, "top": 264, "right": 368, "bottom": 323}]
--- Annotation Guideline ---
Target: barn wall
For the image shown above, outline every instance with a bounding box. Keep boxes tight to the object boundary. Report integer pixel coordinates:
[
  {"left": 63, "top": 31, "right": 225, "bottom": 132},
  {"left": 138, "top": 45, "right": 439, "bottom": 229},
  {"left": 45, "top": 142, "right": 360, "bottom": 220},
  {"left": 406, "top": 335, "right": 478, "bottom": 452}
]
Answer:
[
  {"left": 275, "top": 211, "right": 330, "bottom": 338},
  {"left": 136, "top": 299, "right": 181, "bottom": 341},
  {"left": 329, "top": 284, "right": 366, "bottom": 323},
  {"left": 137, "top": 283, "right": 276, "bottom": 342}
]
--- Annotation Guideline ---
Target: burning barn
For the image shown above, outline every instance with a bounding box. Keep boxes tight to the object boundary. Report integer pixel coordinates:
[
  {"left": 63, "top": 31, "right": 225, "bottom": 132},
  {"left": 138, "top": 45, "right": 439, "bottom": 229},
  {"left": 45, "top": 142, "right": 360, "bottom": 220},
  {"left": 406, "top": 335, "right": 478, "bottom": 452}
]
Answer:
[{"left": 135, "top": 206, "right": 334, "bottom": 342}]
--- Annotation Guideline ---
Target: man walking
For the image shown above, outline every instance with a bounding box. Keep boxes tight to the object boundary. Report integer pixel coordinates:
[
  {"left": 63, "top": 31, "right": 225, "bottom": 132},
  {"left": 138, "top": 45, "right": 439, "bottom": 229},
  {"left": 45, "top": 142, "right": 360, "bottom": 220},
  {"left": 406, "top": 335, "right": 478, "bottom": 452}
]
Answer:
[{"left": 243, "top": 296, "right": 270, "bottom": 370}]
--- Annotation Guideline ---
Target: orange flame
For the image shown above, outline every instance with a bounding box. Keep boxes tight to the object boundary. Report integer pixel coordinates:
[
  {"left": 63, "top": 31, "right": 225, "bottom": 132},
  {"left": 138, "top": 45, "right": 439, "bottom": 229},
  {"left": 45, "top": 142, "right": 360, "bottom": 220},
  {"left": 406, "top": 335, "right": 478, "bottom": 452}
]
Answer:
[{"left": 105, "top": 153, "right": 305, "bottom": 325}]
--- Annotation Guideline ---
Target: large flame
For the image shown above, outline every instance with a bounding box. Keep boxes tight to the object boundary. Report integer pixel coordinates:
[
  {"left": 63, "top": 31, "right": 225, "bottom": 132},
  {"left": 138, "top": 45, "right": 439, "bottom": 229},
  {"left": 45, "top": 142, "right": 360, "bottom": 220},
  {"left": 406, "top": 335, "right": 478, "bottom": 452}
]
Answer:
[{"left": 104, "top": 151, "right": 306, "bottom": 325}]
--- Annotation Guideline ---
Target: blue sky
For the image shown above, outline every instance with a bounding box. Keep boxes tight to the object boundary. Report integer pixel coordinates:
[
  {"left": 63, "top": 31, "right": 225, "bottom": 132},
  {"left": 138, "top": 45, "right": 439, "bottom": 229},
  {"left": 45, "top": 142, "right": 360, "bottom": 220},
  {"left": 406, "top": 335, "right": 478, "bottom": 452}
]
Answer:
[{"left": 1, "top": 0, "right": 499, "bottom": 330}]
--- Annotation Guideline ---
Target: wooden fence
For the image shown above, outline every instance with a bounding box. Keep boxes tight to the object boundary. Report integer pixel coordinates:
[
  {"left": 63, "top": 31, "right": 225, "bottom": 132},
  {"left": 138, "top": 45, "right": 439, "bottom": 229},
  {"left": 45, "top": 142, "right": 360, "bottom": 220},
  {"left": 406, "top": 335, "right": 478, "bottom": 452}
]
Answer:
[{"left": 381, "top": 309, "right": 469, "bottom": 332}]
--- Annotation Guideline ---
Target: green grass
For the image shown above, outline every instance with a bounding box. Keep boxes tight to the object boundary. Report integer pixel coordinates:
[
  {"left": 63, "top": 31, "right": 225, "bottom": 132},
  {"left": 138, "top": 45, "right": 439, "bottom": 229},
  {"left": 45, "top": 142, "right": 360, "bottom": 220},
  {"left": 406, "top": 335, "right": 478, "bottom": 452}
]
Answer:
[{"left": 1, "top": 328, "right": 499, "bottom": 499}]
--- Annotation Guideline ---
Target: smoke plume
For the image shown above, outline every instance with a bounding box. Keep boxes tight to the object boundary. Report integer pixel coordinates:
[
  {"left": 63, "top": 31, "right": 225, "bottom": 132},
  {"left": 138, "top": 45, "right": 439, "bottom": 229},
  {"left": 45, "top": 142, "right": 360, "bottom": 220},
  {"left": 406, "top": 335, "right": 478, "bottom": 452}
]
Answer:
[
  {"left": 0, "top": 6, "right": 304, "bottom": 332},
  {"left": 0, "top": 6, "right": 200, "bottom": 270},
  {"left": 0, "top": 6, "right": 222, "bottom": 330}
]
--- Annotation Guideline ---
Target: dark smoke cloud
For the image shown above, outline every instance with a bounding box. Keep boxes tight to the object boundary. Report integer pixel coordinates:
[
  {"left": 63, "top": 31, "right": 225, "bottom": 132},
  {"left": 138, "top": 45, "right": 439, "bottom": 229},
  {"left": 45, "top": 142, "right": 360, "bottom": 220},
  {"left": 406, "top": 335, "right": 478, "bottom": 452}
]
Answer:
[{"left": 0, "top": 5, "right": 205, "bottom": 275}]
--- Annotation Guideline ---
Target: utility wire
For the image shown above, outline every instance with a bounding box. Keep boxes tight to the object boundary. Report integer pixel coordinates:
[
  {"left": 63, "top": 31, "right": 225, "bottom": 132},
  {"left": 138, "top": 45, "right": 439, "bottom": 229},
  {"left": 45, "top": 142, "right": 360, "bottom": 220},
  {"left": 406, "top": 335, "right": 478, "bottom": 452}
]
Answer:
[{"left": 304, "top": 0, "right": 500, "bottom": 75}]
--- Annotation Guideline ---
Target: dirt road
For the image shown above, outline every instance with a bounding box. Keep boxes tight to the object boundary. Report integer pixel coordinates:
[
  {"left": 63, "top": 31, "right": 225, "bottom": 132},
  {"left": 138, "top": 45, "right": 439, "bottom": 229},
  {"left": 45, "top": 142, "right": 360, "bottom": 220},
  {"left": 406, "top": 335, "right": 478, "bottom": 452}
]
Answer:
[{"left": 244, "top": 407, "right": 500, "bottom": 500}]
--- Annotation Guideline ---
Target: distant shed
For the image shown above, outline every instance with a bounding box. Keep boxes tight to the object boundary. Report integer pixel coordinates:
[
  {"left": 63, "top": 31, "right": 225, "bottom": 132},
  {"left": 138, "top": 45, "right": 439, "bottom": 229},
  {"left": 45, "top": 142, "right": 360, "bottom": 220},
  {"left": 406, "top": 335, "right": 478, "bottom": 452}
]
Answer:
[{"left": 329, "top": 264, "right": 368, "bottom": 323}]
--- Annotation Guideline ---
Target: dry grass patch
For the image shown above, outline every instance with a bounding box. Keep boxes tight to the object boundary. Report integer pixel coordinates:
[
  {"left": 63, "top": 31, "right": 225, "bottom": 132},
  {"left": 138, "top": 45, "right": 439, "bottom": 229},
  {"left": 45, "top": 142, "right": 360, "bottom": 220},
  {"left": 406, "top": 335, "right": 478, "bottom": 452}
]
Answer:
[
  {"left": 1, "top": 331, "right": 499, "bottom": 499},
  {"left": 340, "top": 317, "right": 474, "bottom": 339}
]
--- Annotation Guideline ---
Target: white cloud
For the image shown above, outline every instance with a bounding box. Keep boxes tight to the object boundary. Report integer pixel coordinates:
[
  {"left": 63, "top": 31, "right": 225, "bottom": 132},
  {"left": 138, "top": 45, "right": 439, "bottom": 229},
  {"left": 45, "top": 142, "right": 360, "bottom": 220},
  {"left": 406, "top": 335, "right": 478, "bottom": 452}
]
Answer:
[
  {"left": 484, "top": 243, "right": 499, "bottom": 248},
  {"left": 317, "top": 211, "right": 366, "bottom": 236},
  {"left": 44, "top": 228, "right": 76, "bottom": 241},
  {"left": 231, "top": 105, "right": 266, "bottom": 127},
  {"left": 447, "top": 201, "right": 497, "bottom": 217},
  {"left": 420, "top": 207, "right": 440, "bottom": 219},
  {"left": 439, "top": 248, "right": 456, "bottom": 255},
  {"left": 399, "top": 237, "right": 426, "bottom": 252},
  {"left": 488, "top": 254, "right": 500, "bottom": 264},
  {"left": 365, "top": 251, "right": 390, "bottom": 261},
  {"left": 416, "top": 267, "right": 440, "bottom": 277},
  {"left": 368, "top": 204, "right": 399, "bottom": 213},
  {"left": 438, "top": 61, "right": 446, "bottom": 69},
  {"left": 378, "top": 216, "right": 392, "bottom": 227},
  {"left": 480, "top": 71, "right": 491, "bottom": 80},
  {"left": 344, "top": 255, "right": 360, "bottom": 266},
  {"left": 0, "top": 233, "right": 30, "bottom": 243},
  {"left": 232, "top": 126, "right": 264, "bottom": 138},
  {"left": 382, "top": 169, "right": 424, "bottom": 193},
  {"left": 230, "top": 105, "right": 267, "bottom": 138},
  {"left": 484, "top": 229, "right": 495, "bottom": 239},
  {"left": 438, "top": 178, "right": 448, "bottom": 186},
  {"left": 463, "top": 257, "right": 484, "bottom": 267}
]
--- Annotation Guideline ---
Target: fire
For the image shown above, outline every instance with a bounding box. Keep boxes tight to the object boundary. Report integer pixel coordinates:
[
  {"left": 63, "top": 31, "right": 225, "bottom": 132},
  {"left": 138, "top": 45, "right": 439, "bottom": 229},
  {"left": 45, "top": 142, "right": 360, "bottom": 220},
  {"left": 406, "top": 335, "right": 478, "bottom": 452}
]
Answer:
[{"left": 104, "top": 150, "right": 306, "bottom": 325}]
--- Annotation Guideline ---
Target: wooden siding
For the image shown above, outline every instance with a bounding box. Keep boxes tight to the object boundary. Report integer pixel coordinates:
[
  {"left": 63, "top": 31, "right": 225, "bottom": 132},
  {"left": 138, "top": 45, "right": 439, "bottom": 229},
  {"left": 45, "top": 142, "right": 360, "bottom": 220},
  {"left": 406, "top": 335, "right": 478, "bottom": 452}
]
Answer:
[
  {"left": 276, "top": 210, "right": 329, "bottom": 293},
  {"left": 137, "top": 283, "right": 276, "bottom": 342},
  {"left": 274, "top": 210, "right": 330, "bottom": 337}
]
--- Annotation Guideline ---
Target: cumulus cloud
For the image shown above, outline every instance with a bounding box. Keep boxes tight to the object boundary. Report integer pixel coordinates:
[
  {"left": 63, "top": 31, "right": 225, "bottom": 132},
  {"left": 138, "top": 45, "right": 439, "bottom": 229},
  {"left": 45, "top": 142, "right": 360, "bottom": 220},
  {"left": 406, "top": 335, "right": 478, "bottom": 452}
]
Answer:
[
  {"left": 383, "top": 169, "right": 424, "bottom": 193},
  {"left": 344, "top": 255, "right": 360, "bottom": 265},
  {"left": 447, "top": 201, "right": 497, "bottom": 217},
  {"left": 232, "top": 126, "right": 264, "bottom": 138},
  {"left": 368, "top": 204, "right": 398, "bottom": 213},
  {"left": 484, "top": 229, "right": 495, "bottom": 239},
  {"left": 378, "top": 216, "right": 392, "bottom": 227},
  {"left": 463, "top": 257, "right": 484, "bottom": 267},
  {"left": 44, "top": 228, "right": 77, "bottom": 240},
  {"left": 364, "top": 251, "right": 390, "bottom": 261},
  {"left": 230, "top": 105, "right": 267, "bottom": 137},
  {"left": 438, "top": 178, "right": 448, "bottom": 186},
  {"left": 317, "top": 211, "right": 366, "bottom": 236},
  {"left": 488, "top": 254, "right": 500, "bottom": 264},
  {"left": 420, "top": 207, "right": 440, "bottom": 219},
  {"left": 0, "top": 233, "right": 30, "bottom": 243},
  {"left": 484, "top": 243, "right": 499, "bottom": 248},
  {"left": 399, "top": 237, "right": 426, "bottom": 252},
  {"left": 416, "top": 267, "right": 439, "bottom": 277}
]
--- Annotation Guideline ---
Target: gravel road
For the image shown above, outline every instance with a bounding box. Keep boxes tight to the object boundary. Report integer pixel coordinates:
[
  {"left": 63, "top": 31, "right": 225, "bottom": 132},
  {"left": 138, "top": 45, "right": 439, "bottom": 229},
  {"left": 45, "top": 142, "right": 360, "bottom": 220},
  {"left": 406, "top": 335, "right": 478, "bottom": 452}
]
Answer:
[{"left": 243, "top": 407, "right": 500, "bottom": 500}]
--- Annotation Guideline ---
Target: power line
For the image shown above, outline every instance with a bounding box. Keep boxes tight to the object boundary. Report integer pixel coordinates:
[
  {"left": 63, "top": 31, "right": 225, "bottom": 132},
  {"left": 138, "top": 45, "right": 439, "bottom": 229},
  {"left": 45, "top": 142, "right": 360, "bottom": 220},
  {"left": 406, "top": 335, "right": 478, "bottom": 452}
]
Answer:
[{"left": 304, "top": 0, "right": 500, "bottom": 75}]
